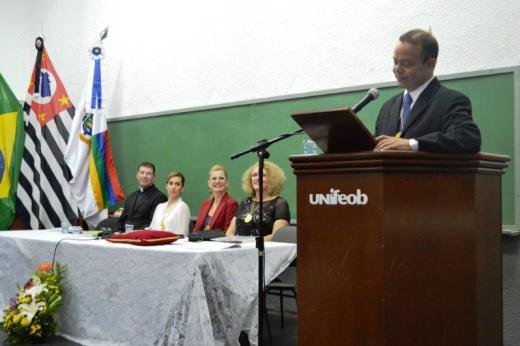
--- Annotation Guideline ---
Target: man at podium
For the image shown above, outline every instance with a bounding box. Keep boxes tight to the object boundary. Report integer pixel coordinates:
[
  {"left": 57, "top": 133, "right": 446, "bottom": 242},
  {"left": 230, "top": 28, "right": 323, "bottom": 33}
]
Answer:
[{"left": 374, "top": 29, "right": 481, "bottom": 154}]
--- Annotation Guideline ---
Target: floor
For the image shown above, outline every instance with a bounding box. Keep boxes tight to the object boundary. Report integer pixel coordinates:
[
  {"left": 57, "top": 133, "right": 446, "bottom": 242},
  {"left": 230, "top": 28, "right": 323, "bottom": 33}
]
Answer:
[
  {"left": 264, "top": 264, "right": 297, "bottom": 346},
  {"left": 265, "top": 295, "right": 298, "bottom": 346}
]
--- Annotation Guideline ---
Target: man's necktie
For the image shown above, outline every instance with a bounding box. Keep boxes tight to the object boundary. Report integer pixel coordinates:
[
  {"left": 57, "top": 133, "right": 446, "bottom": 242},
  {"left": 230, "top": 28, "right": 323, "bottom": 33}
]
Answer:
[{"left": 402, "top": 93, "right": 413, "bottom": 130}]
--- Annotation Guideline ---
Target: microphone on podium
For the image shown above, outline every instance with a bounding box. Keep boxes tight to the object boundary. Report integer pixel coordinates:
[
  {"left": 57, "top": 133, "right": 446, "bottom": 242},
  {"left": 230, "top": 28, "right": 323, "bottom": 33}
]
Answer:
[{"left": 351, "top": 88, "right": 380, "bottom": 114}]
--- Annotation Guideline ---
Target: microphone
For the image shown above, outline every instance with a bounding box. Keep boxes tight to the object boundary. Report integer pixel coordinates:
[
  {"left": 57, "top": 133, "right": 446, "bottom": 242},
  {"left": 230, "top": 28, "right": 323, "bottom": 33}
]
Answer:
[
  {"left": 96, "top": 229, "right": 120, "bottom": 239},
  {"left": 351, "top": 88, "right": 380, "bottom": 114}
]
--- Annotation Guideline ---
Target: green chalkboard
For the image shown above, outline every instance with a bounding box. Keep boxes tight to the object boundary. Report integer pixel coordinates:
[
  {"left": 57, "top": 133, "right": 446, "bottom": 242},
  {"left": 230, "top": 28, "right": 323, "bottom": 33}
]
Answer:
[{"left": 108, "top": 71, "right": 516, "bottom": 227}]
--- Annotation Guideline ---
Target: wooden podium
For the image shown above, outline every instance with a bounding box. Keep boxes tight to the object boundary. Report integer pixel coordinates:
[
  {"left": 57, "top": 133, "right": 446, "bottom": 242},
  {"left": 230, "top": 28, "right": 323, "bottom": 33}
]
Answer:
[{"left": 290, "top": 151, "right": 509, "bottom": 346}]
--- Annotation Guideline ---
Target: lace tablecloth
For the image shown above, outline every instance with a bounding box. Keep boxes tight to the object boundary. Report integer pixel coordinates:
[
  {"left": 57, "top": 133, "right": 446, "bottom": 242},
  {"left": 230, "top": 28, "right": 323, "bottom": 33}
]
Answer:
[{"left": 0, "top": 231, "right": 296, "bottom": 345}]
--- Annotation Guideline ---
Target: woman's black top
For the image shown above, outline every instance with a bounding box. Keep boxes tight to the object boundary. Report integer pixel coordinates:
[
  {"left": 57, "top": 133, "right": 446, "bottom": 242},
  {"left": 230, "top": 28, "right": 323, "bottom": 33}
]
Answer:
[{"left": 235, "top": 196, "right": 290, "bottom": 236}]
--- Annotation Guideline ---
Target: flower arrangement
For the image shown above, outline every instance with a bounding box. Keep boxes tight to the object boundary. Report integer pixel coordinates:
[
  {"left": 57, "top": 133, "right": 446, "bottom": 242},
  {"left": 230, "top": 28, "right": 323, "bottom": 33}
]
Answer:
[{"left": 1, "top": 262, "right": 65, "bottom": 345}]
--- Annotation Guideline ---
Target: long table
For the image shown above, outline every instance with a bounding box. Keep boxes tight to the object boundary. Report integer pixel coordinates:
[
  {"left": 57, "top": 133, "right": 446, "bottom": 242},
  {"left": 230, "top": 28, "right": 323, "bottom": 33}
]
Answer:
[{"left": 0, "top": 230, "right": 296, "bottom": 345}]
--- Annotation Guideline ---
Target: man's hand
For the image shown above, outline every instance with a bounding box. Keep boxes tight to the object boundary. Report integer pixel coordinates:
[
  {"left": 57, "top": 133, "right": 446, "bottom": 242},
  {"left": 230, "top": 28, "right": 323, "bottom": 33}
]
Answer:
[{"left": 375, "top": 135, "right": 413, "bottom": 151}]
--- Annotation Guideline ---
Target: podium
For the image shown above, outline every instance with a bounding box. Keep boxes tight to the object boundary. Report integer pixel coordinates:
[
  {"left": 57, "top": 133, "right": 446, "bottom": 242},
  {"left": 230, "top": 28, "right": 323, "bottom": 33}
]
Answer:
[{"left": 289, "top": 151, "right": 509, "bottom": 346}]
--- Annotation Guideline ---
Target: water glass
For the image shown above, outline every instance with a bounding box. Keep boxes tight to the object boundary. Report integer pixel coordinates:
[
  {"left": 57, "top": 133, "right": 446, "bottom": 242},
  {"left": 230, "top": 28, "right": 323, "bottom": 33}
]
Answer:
[
  {"left": 70, "top": 226, "right": 82, "bottom": 237},
  {"left": 61, "top": 222, "right": 69, "bottom": 234}
]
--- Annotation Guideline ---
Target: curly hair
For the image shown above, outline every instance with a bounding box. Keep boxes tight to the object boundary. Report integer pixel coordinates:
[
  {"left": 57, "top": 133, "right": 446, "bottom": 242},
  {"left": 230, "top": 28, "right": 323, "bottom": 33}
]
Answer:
[{"left": 241, "top": 161, "right": 286, "bottom": 197}]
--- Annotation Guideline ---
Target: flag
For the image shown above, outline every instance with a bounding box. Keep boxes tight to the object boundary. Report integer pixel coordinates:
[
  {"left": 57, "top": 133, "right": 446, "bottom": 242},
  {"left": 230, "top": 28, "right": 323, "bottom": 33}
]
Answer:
[
  {"left": 64, "top": 42, "right": 124, "bottom": 227},
  {"left": 16, "top": 37, "right": 78, "bottom": 229},
  {"left": 0, "top": 74, "right": 24, "bottom": 230}
]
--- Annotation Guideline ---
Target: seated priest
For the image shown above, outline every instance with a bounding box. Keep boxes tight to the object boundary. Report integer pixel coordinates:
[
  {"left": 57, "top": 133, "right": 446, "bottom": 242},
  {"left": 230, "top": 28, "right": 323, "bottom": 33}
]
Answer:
[{"left": 116, "top": 161, "right": 167, "bottom": 231}]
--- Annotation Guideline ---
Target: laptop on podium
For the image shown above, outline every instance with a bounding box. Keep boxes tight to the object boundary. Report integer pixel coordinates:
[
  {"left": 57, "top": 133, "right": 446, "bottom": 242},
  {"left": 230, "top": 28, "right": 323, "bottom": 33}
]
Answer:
[{"left": 291, "top": 107, "right": 376, "bottom": 154}]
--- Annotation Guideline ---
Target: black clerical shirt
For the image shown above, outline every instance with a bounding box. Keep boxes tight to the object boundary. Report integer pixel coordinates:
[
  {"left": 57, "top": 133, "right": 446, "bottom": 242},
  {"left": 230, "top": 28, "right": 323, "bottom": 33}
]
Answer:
[{"left": 117, "top": 184, "right": 167, "bottom": 231}]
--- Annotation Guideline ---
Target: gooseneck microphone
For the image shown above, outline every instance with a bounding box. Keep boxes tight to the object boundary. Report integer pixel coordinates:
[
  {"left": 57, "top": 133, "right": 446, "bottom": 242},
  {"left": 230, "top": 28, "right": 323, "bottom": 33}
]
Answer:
[{"left": 351, "top": 88, "right": 380, "bottom": 114}]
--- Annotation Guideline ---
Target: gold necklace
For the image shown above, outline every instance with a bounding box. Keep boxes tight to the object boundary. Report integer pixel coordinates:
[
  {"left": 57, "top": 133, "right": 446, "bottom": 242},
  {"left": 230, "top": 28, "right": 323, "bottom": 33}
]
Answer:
[{"left": 243, "top": 201, "right": 259, "bottom": 223}]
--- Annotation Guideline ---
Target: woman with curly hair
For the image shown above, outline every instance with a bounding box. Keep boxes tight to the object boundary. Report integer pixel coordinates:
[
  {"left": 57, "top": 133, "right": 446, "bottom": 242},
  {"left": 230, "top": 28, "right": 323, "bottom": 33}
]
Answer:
[{"left": 226, "top": 161, "right": 290, "bottom": 240}]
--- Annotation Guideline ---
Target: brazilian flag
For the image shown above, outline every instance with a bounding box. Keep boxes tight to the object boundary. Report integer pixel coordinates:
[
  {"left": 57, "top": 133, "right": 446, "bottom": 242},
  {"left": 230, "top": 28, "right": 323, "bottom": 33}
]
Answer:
[{"left": 0, "top": 74, "right": 24, "bottom": 230}]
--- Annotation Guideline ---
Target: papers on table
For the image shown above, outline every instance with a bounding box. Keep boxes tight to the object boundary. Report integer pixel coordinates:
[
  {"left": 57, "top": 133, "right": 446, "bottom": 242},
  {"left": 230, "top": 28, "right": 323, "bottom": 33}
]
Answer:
[
  {"left": 177, "top": 236, "right": 257, "bottom": 250},
  {"left": 177, "top": 239, "right": 241, "bottom": 250},
  {"left": 211, "top": 236, "right": 256, "bottom": 243}
]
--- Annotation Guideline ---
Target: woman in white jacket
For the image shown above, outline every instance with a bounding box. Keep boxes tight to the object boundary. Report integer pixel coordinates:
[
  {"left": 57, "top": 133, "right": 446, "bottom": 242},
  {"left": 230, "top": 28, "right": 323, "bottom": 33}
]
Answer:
[{"left": 149, "top": 171, "right": 191, "bottom": 236}]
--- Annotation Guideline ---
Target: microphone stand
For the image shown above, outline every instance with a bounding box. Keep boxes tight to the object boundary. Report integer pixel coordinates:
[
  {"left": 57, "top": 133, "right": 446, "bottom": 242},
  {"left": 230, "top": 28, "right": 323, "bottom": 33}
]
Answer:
[{"left": 231, "top": 128, "right": 304, "bottom": 346}]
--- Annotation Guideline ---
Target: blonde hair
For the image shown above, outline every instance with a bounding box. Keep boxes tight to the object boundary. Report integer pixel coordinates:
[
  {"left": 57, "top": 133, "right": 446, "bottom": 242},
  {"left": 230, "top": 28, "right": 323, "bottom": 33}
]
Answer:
[
  {"left": 207, "top": 164, "right": 229, "bottom": 194},
  {"left": 241, "top": 161, "right": 286, "bottom": 197},
  {"left": 208, "top": 164, "right": 228, "bottom": 179}
]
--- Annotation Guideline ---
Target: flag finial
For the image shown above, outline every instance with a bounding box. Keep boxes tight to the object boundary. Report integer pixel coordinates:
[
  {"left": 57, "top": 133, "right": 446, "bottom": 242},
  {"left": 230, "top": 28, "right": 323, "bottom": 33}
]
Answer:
[
  {"left": 99, "top": 27, "right": 108, "bottom": 42},
  {"left": 35, "top": 37, "right": 44, "bottom": 51}
]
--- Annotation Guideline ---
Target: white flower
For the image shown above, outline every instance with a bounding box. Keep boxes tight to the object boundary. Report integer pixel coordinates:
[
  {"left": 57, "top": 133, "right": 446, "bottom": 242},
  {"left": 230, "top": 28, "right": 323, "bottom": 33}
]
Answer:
[
  {"left": 19, "top": 300, "right": 46, "bottom": 323},
  {"left": 25, "top": 283, "right": 47, "bottom": 301},
  {"left": 31, "top": 275, "right": 41, "bottom": 286}
]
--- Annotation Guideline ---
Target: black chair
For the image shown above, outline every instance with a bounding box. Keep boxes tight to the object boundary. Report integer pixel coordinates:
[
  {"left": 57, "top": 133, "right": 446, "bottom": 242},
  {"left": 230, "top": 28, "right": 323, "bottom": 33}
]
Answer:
[{"left": 265, "top": 225, "right": 297, "bottom": 328}]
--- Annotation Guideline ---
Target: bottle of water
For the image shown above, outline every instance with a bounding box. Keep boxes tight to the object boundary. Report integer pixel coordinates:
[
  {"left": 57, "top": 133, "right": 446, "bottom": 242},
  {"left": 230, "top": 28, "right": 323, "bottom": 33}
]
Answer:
[{"left": 303, "top": 139, "right": 318, "bottom": 155}]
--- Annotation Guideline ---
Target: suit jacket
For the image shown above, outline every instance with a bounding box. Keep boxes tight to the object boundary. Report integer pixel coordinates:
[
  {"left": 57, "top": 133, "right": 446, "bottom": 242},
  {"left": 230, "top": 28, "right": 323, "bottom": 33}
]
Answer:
[
  {"left": 375, "top": 78, "right": 481, "bottom": 154},
  {"left": 193, "top": 193, "right": 238, "bottom": 232},
  {"left": 117, "top": 184, "right": 167, "bottom": 230}
]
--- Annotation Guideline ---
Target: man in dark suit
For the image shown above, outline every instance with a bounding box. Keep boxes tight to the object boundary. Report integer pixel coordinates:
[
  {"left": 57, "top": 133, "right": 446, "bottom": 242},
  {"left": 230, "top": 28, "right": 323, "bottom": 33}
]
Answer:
[
  {"left": 375, "top": 29, "right": 481, "bottom": 154},
  {"left": 117, "top": 162, "right": 167, "bottom": 231}
]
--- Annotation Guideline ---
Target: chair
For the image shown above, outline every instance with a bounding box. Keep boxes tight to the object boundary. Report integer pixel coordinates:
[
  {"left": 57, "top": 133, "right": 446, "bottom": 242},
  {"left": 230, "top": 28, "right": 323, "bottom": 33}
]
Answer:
[{"left": 265, "top": 225, "right": 297, "bottom": 328}]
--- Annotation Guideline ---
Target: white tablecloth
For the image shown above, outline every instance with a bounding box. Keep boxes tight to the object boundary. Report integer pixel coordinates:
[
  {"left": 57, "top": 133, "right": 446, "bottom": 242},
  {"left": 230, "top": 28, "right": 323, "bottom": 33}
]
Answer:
[{"left": 0, "top": 230, "right": 296, "bottom": 345}]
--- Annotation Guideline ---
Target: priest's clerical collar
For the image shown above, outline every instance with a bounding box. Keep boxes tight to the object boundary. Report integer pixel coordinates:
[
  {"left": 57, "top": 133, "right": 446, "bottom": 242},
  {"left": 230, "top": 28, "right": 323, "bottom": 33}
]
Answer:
[{"left": 139, "top": 184, "right": 155, "bottom": 193}]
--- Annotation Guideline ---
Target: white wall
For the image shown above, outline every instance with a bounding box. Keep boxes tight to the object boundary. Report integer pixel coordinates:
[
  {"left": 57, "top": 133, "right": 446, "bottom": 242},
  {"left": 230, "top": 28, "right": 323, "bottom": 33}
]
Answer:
[{"left": 1, "top": 0, "right": 519, "bottom": 119}]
